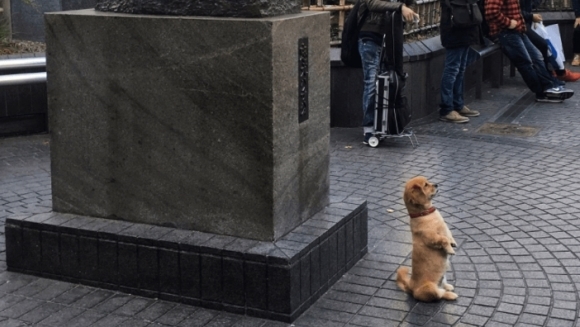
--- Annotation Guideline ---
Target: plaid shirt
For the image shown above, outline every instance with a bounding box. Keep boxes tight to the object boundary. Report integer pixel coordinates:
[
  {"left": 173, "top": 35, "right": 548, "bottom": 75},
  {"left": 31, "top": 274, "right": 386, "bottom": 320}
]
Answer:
[{"left": 485, "top": 0, "right": 526, "bottom": 37}]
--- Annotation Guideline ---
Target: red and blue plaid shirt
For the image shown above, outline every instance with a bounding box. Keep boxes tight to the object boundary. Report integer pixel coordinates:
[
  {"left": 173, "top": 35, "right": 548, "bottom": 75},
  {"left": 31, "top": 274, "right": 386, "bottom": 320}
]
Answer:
[{"left": 485, "top": 0, "right": 526, "bottom": 37}]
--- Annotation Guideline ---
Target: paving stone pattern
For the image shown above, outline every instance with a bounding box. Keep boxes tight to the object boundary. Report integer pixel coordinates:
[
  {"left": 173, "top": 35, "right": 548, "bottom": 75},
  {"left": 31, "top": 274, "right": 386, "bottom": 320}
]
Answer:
[{"left": 3, "top": 69, "right": 580, "bottom": 326}]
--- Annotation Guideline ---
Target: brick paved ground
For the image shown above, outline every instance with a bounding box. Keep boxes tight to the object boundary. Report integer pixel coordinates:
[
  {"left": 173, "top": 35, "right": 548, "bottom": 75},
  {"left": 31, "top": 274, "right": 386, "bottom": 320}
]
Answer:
[{"left": 3, "top": 68, "right": 580, "bottom": 326}]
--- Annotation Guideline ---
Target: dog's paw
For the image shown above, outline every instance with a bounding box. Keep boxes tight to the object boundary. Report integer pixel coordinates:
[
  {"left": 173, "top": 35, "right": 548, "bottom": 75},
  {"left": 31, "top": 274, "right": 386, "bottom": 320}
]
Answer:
[
  {"left": 443, "top": 283, "right": 454, "bottom": 291},
  {"left": 443, "top": 291, "right": 458, "bottom": 301}
]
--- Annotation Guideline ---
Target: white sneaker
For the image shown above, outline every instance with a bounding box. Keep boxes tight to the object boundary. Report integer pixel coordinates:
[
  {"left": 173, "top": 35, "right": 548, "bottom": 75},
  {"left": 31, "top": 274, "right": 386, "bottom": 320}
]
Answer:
[{"left": 544, "top": 86, "right": 574, "bottom": 100}]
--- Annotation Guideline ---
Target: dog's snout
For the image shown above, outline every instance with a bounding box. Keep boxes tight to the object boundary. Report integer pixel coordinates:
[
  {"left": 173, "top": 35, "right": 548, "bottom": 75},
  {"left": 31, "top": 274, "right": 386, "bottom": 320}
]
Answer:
[{"left": 433, "top": 184, "right": 438, "bottom": 188}]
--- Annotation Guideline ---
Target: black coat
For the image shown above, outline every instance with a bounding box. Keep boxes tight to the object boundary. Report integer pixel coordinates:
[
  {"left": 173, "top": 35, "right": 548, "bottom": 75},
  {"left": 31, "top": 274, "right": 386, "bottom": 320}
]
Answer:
[{"left": 439, "top": 1, "right": 482, "bottom": 49}]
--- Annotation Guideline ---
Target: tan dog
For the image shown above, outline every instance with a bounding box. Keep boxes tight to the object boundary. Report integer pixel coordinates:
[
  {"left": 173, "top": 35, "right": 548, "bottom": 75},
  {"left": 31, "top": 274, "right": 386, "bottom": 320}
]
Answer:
[{"left": 396, "top": 176, "right": 458, "bottom": 302}]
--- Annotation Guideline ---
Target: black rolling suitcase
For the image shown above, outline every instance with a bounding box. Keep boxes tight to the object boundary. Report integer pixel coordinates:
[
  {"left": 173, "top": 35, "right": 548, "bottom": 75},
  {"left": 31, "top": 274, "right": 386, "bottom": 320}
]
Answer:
[{"left": 367, "top": 11, "right": 416, "bottom": 148}]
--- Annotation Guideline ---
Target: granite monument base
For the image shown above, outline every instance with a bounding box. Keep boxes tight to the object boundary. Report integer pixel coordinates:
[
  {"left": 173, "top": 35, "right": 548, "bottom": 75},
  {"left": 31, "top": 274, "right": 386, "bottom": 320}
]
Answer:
[
  {"left": 6, "top": 199, "right": 367, "bottom": 322},
  {"left": 45, "top": 10, "right": 331, "bottom": 242}
]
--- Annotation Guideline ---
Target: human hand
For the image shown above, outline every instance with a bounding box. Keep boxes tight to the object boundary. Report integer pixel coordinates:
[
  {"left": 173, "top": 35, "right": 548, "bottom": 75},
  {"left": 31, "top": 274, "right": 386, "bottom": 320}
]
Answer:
[
  {"left": 401, "top": 5, "right": 416, "bottom": 23},
  {"left": 575, "top": 17, "right": 580, "bottom": 28},
  {"left": 532, "top": 14, "right": 542, "bottom": 22},
  {"left": 509, "top": 19, "right": 518, "bottom": 29}
]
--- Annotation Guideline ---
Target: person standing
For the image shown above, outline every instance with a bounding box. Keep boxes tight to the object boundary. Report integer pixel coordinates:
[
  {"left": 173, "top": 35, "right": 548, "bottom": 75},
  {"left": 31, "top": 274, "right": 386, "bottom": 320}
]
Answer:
[
  {"left": 358, "top": 0, "right": 417, "bottom": 145},
  {"left": 485, "top": 0, "right": 574, "bottom": 102},
  {"left": 438, "top": 0, "right": 483, "bottom": 123}
]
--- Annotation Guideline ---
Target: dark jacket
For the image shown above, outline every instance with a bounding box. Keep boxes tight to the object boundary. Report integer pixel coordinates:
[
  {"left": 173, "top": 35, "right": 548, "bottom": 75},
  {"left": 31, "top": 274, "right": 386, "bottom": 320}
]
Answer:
[
  {"left": 358, "top": 0, "right": 413, "bottom": 35},
  {"left": 519, "top": 0, "right": 543, "bottom": 27},
  {"left": 440, "top": 0, "right": 482, "bottom": 48}
]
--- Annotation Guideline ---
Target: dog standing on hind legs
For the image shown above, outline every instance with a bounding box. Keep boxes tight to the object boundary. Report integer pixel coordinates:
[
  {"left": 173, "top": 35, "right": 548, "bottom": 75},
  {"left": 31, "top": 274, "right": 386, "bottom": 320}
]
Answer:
[{"left": 396, "top": 176, "right": 458, "bottom": 302}]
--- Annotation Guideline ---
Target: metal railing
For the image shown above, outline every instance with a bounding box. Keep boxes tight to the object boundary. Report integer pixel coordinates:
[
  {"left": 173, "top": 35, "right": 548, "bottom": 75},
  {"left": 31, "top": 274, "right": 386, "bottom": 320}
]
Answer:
[
  {"left": 0, "top": 57, "right": 47, "bottom": 86},
  {"left": 302, "top": 0, "right": 574, "bottom": 45}
]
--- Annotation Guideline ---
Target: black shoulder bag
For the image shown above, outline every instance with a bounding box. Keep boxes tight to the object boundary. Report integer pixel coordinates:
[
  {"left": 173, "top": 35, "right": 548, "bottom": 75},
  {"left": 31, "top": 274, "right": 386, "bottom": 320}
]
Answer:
[{"left": 445, "top": 0, "right": 483, "bottom": 27}]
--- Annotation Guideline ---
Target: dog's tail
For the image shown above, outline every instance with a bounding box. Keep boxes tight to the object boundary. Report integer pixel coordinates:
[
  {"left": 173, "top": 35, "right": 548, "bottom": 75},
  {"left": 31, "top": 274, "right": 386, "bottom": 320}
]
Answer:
[{"left": 396, "top": 266, "right": 411, "bottom": 293}]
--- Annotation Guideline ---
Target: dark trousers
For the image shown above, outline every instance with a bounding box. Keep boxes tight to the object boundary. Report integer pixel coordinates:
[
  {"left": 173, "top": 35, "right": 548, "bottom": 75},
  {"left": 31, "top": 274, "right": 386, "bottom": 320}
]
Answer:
[
  {"left": 526, "top": 28, "right": 565, "bottom": 75},
  {"left": 575, "top": 27, "right": 580, "bottom": 54}
]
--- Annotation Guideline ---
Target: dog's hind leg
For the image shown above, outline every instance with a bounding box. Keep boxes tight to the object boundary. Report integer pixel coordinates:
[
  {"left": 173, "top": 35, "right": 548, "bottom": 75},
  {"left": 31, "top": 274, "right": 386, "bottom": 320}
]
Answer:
[
  {"left": 413, "top": 282, "right": 458, "bottom": 302},
  {"left": 396, "top": 267, "right": 412, "bottom": 293},
  {"left": 441, "top": 275, "right": 454, "bottom": 291},
  {"left": 412, "top": 283, "right": 443, "bottom": 302}
]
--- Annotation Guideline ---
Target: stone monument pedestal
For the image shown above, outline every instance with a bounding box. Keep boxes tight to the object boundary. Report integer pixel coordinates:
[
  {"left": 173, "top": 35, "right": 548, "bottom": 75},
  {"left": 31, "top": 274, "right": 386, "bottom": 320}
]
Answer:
[
  {"left": 5, "top": 9, "right": 368, "bottom": 322},
  {"left": 46, "top": 9, "right": 330, "bottom": 242}
]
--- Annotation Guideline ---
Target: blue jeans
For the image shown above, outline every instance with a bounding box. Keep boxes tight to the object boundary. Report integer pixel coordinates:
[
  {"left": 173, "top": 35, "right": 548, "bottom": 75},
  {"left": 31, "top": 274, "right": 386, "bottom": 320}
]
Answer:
[
  {"left": 440, "top": 46, "right": 470, "bottom": 116},
  {"left": 358, "top": 37, "right": 381, "bottom": 132},
  {"left": 498, "top": 30, "right": 556, "bottom": 96}
]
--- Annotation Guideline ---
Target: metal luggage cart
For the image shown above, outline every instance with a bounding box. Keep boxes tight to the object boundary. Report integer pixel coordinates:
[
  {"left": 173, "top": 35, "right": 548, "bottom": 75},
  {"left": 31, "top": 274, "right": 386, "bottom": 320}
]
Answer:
[
  {"left": 366, "top": 71, "right": 418, "bottom": 148},
  {"left": 366, "top": 11, "right": 418, "bottom": 148}
]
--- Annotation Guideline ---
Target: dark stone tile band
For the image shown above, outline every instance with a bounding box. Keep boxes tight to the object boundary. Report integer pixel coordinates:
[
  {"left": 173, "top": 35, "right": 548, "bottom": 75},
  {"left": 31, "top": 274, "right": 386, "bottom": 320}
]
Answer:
[{"left": 5, "top": 198, "right": 367, "bottom": 322}]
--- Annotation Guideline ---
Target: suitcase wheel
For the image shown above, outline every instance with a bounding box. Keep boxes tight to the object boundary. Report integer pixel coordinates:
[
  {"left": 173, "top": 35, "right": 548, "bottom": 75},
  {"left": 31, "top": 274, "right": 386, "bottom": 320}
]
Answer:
[{"left": 368, "top": 136, "right": 380, "bottom": 148}]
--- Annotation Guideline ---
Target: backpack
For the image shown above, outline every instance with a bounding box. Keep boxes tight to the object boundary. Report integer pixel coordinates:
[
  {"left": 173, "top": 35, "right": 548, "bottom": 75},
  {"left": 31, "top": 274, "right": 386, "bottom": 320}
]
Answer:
[
  {"left": 340, "top": 0, "right": 368, "bottom": 68},
  {"left": 477, "top": 0, "right": 490, "bottom": 38},
  {"left": 445, "top": 0, "right": 483, "bottom": 28}
]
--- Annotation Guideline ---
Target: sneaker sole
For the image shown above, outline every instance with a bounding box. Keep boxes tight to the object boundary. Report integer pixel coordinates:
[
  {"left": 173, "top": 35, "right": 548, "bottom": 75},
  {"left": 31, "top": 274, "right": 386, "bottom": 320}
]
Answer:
[
  {"left": 545, "top": 91, "right": 574, "bottom": 100},
  {"left": 536, "top": 98, "right": 563, "bottom": 103},
  {"left": 459, "top": 113, "right": 480, "bottom": 117},
  {"left": 439, "top": 117, "right": 469, "bottom": 123}
]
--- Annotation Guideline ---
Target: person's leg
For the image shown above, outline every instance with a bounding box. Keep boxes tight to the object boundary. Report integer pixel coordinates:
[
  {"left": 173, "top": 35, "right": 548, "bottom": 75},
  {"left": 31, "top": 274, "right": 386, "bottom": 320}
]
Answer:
[
  {"left": 521, "top": 33, "right": 561, "bottom": 90},
  {"left": 573, "top": 27, "right": 580, "bottom": 66},
  {"left": 452, "top": 46, "right": 470, "bottom": 110},
  {"left": 439, "top": 48, "right": 466, "bottom": 116},
  {"left": 498, "top": 31, "right": 545, "bottom": 96},
  {"left": 439, "top": 47, "right": 468, "bottom": 123},
  {"left": 526, "top": 29, "right": 565, "bottom": 76},
  {"left": 358, "top": 37, "right": 381, "bottom": 137}
]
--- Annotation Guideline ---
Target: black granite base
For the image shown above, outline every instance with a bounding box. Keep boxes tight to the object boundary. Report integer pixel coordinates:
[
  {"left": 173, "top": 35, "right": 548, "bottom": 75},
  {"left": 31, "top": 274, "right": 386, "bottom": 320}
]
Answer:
[{"left": 5, "top": 199, "right": 367, "bottom": 322}]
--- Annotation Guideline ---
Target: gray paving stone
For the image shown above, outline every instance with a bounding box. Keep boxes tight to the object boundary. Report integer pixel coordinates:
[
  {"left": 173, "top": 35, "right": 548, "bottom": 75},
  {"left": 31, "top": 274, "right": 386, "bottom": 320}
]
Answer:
[
  {"left": 16, "top": 302, "right": 62, "bottom": 324},
  {"left": 51, "top": 286, "right": 94, "bottom": 305},
  {"left": 154, "top": 305, "right": 198, "bottom": 325},
  {"left": 36, "top": 306, "right": 85, "bottom": 326},
  {"left": 176, "top": 309, "right": 220, "bottom": 327},
  {"left": 88, "top": 314, "right": 130, "bottom": 327},
  {"left": 135, "top": 301, "right": 176, "bottom": 321},
  {"left": 112, "top": 298, "right": 156, "bottom": 317},
  {"left": 64, "top": 309, "right": 108, "bottom": 327},
  {"left": 301, "top": 307, "right": 352, "bottom": 323},
  {"left": 6, "top": 74, "right": 580, "bottom": 326},
  {"left": 0, "top": 298, "right": 42, "bottom": 319}
]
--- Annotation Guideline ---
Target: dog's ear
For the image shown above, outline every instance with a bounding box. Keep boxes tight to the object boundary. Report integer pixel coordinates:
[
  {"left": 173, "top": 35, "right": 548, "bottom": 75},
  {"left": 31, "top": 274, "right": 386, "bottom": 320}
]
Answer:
[{"left": 407, "top": 184, "right": 424, "bottom": 204}]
